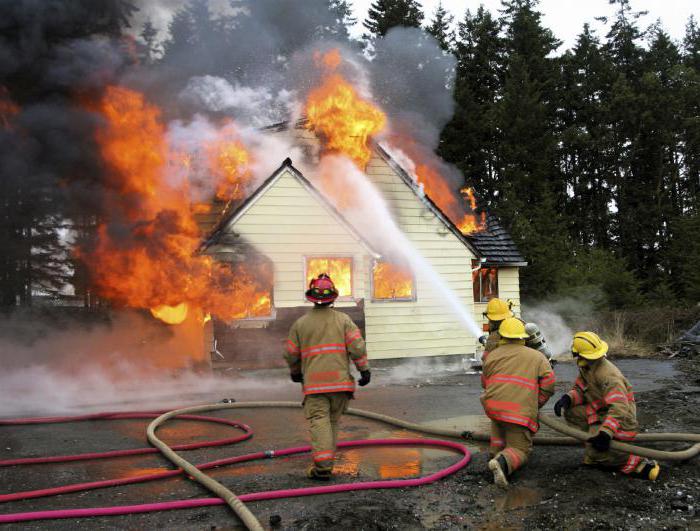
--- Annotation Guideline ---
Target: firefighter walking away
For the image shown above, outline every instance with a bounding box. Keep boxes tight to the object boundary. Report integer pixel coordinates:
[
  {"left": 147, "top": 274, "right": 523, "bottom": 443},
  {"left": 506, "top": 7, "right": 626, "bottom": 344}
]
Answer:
[
  {"left": 481, "top": 317, "right": 556, "bottom": 488},
  {"left": 553, "top": 331, "right": 660, "bottom": 480},
  {"left": 284, "top": 273, "right": 371, "bottom": 480}
]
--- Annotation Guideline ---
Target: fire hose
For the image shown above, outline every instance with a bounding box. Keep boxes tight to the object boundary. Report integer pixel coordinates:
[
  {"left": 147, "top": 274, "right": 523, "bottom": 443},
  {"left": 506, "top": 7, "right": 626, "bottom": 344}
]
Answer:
[{"left": 1, "top": 402, "right": 699, "bottom": 529}]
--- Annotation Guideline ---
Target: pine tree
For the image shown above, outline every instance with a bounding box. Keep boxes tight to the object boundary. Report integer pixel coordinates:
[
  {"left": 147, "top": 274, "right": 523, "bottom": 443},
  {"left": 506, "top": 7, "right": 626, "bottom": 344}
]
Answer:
[
  {"left": 493, "top": 0, "right": 565, "bottom": 296},
  {"left": 426, "top": 1, "right": 455, "bottom": 51},
  {"left": 439, "top": 7, "right": 502, "bottom": 207},
  {"left": 140, "top": 19, "right": 159, "bottom": 63},
  {"left": 558, "top": 24, "right": 616, "bottom": 249},
  {"left": 363, "top": 0, "right": 424, "bottom": 39}
]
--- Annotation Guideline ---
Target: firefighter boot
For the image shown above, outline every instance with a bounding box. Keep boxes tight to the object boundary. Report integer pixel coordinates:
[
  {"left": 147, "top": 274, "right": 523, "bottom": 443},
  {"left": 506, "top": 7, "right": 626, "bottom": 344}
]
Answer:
[
  {"left": 488, "top": 455, "right": 509, "bottom": 489},
  {"left": 306, "top": 465, "right": 332, "bottom": 481},
  {"left": 633, "top": 459, "right": 661, "bottom": 481}
]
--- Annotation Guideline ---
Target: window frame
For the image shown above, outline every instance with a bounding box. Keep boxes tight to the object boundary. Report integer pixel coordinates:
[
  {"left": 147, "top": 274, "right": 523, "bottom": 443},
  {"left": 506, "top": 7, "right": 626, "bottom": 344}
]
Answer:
[
  {"left": 370, "top": 258, "right": 417, "bottom": 303},
  {"left": 472, "top": 260, "right": 499, "bottom": 303},
  {"left": 303, "top": 255, "right": 355, "bottom": 302}
]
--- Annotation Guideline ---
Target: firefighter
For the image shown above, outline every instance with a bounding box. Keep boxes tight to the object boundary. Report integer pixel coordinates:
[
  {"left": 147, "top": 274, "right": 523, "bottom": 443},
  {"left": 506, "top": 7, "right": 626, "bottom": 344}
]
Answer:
[
  {"left": 553, "top": 331, "right": 660, "bottom": 480},
  {"left": 481, "top": 317, "right": 556, "bottom": 488},
  {"left": 284, "top": 273, "right": 371, "bottom": 481},
  {"left": 479, "top": 298, "right": 554, "bottom": 362}
]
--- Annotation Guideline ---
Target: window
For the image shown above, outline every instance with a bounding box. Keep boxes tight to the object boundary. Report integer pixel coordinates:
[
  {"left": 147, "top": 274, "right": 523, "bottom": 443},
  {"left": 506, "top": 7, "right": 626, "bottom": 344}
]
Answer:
[
  {"left": 472, "top": 260, "right": 498, "bottom": 302},
  {"left": 372, "top": 260, "right": 415, "bottom": 301},
  {"left": 305, "top": 257, "right": 353, "bottom": 298}
]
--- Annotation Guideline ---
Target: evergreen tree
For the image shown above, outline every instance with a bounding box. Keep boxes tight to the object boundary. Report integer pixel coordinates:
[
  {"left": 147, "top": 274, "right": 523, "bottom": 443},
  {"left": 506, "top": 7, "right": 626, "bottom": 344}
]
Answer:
[
  {"left": 426, "top": 1, "right": 455, "bottom": 51},
  {"left": 439, "top": 7, "right": 502, "bottom": 207},
  {"left": 558, "top": 25, "right": 616, "bottom": 249},
  {"left": 363, "top": 0, "right": 424, "bottom": 39},
  {"left": 328, "top": 0, "right": 357, "bottom": 41},
  {"left": 140, "top": 19, "right": 159, "bottom": 63},
  {"left": 494, "top": 0, "right": 565, "bottom": 297}
]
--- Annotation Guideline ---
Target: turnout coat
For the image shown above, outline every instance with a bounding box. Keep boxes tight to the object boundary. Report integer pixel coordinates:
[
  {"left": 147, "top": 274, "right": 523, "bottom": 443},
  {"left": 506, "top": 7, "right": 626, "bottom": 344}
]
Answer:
[
  {"left": 284, "top": 306, "right": 369, "bottom": 396},
  {"left": 481, "top": 343, "right": 556, "bottom": 432},
  {"left": 566, "top": 358, "right": 638, "bottom": 440}
]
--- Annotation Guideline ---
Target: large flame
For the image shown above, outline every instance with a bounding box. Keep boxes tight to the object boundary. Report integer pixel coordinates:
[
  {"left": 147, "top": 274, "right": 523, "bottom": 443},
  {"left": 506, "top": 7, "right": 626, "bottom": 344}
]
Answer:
[
  {"left": 84, "top": 86, "right": 271, "bottom": 324},
  {"left": 372, "top": 261, "right": 414, "bottom": 300},
  {"left": 305, "top": 50, "right": 386, "bottom": 170},
  {"left": 306, "top": 257, "right": 352, "bottom": 298}
]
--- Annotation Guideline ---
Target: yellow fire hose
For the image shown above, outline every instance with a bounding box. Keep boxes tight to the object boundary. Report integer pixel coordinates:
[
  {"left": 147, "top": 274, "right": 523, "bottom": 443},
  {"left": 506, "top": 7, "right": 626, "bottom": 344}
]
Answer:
[{"left": 147, "top": 401, "right": 700, "bottom": 531}]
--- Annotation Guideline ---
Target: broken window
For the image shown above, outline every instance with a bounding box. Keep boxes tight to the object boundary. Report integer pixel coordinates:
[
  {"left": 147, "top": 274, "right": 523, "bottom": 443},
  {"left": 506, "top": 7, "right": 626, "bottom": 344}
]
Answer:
[
  {"left": 305, "top": 257, "right": 353, "bottom": 298},
  {"left": 472, "top": 260, "right": 498, "bottom": 302},
  {"left": 372, "top": 260, "right": 415, "bottom": 301}
]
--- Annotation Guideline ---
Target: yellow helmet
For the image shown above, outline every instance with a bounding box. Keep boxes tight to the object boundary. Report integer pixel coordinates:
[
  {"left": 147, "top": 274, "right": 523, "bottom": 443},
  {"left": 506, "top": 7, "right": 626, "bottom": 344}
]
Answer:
[
  {"left": 498, "top": 317, "right": 529, "bottom": 340},
  {"left": 571, "top": 331, "right": 608, "bottom": 360},
  {"left": 484, "top": 298, "right": 513, "bottom": 322}
]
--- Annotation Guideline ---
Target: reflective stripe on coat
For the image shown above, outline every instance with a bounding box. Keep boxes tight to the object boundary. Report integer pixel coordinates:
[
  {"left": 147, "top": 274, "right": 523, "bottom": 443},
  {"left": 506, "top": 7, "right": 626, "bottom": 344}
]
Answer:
[
  {"left": 284, "top": 306, "right": 369, "bottom": 396},
  {"left": 566, "top": 358, "right": 638, "bottom": 440},
  {"left": 480, "top": 343, "right": 555, "bottom": 433}
]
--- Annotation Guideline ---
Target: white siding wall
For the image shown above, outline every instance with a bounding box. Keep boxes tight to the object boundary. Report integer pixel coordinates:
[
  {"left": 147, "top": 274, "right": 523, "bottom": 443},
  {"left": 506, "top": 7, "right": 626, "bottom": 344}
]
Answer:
[
  {"left": 363, "top": 155, "right": 478, "bottom": 359},
  {"left": 213, "top": 169, "right": 368, "bottom": 308}
]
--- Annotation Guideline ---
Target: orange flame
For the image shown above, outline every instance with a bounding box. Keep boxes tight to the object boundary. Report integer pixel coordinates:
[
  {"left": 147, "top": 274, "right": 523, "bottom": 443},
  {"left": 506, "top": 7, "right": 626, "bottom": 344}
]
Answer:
[
  {"left": 84, "top": 86, "right": 271, "bottom": 324},
  {"left": 0, "top": 88, "right": 19, "bottom": 129},
  {"left": 305, "top": 50, "right": 386, "bottom": 169},
  {"left": 389, "top": 135, "right": 486, "bottom": 235},
  {"left": 306, "top": 257, "right": 352, "bottom": 298},
  {"left": 372, "top": 261, "right": 414, "bottom": 300},
  {"left": 205, "top": 123, "right": 253, "bottom": 202}
]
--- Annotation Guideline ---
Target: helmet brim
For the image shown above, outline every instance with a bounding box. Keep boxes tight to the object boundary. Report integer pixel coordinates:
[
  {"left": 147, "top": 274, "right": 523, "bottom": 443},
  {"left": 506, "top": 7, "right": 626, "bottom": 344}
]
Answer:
[
  {"left": 305, "top": 289, "right": 338, "bottom": 304},
  {"left": 577, "top": 339, "right": 608, "bottom": 360}
]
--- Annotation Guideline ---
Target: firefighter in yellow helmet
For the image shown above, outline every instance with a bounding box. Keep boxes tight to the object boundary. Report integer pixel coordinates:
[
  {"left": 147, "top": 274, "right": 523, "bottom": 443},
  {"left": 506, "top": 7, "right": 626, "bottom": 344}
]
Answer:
[
  {"left": 479, "top": 298, "right": 554, "bottom": 362},
  {"left": 553, "top": 331, "right": 660, "bottom": 480},
  {"left": 481, "top": 318, "right": 556, "bottom": 488},
  {"left": 283, "top": 274, "right": 371, "bottom": 481}
]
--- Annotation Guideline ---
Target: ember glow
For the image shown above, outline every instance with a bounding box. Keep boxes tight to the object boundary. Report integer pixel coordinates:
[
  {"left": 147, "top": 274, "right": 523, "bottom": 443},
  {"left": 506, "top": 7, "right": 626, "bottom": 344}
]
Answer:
[
  {"left": 372, "top": 261, "right": 414, "bottom": 300},
  {"left": 83, "top": 85, "right": 271, "bottom": 324},
  {"left": 0, "top": 87, "right": 19, "bottom": 128},
  {"left": 306, "top": 257, "right": 352, "bottom": 298},
  {"left": 305, "top": 50, "right": 386, "bottom": 169}
]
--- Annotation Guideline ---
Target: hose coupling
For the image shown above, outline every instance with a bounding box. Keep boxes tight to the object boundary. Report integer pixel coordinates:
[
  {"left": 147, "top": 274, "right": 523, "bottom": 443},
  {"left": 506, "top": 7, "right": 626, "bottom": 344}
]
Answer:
[
  {"left": 221, "top": 398, "right": 236, "bottom": 403},
  {"left": 264, "top": 450, "right": 275, "bottom": 458},
  {"left": 460, "top": 431, "right": 473, "bottom": 440}
]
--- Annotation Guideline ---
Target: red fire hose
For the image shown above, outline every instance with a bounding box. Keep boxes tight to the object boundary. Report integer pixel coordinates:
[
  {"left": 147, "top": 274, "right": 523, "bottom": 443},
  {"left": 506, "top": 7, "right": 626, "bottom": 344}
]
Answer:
[{"left": 0, "top": 408, "right": 472, "bottom": 526}]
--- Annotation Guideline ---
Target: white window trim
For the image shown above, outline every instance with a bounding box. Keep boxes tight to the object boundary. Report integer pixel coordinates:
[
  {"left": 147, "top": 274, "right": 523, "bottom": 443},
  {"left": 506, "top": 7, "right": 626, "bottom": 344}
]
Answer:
[{"left": 370, "top": 259, "right": 417, "bottom": 303}]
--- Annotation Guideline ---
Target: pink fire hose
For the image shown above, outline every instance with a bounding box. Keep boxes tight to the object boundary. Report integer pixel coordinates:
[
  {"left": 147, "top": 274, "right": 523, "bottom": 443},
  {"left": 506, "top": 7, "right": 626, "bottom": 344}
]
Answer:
[{"left": 0, "top": 405, "right": 472, "bottom": 528}]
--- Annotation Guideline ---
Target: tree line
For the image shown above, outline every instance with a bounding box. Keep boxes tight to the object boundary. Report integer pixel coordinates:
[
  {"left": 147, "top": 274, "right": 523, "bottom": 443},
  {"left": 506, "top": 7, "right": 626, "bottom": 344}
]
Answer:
[{"left": 0, "top": 0, "right": 698, "bottom": 312}]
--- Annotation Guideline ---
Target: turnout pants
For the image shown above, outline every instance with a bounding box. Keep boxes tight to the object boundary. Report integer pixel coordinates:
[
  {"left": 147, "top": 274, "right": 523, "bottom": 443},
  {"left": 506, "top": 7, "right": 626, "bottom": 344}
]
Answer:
[
  {"left": 303, "top": 392, "right": 350, "bottom": 472},
  {"left": 564, "top": 405, "right": 642, "bottom": 474},
  {"left": 489, "top": 420, "right": 533, "bottom": 474}
]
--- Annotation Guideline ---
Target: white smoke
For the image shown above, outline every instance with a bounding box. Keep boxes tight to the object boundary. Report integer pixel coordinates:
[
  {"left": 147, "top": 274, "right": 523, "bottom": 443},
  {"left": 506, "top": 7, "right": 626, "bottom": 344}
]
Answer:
[
  {"left": 521, "top": 304, "right": 574, "bottom": 357},
  {"left": 166, "top": 114, "right": 305, "bottom": 204},
  {"left": 180, "top": 75, "right": 296, "bottom": 127}
]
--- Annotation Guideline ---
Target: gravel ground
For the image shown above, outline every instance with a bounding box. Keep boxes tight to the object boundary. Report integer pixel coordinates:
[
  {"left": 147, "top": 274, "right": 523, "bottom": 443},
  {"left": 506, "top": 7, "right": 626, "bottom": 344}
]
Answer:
[{"left": 0, "top": 357, "right": 698, "bottom": 530}]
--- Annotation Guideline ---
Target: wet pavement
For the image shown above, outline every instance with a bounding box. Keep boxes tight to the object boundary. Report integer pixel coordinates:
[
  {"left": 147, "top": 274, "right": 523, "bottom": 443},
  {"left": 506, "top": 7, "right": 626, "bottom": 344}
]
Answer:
[{"left": 0, "top": 357, "right": 697, "bottom": 530}]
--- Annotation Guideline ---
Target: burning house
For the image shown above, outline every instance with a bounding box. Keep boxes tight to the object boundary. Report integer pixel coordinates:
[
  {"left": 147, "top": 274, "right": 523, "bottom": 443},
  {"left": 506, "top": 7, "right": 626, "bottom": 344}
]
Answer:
[{"left": 197, "top": 124, "right": 526, "bottom": 369}]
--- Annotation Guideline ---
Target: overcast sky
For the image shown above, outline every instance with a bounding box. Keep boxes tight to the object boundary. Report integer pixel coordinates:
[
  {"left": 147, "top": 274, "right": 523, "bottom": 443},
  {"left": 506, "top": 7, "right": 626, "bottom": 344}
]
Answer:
[{"left": 350, "top": 0, "right": 698, "bottom": 50}]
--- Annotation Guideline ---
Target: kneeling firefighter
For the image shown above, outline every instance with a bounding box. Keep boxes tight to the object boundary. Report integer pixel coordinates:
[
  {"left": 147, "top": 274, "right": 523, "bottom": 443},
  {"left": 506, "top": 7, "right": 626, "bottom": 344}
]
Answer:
[
  {"left": 553, "top": 332, "right": 660, "bottom": 480},
  {"left": 479, "top": 298, "right": 554, "bottom": 362},
  {"left": 481, "top": 318, "right": 556, "bottom": 488},
  {"left": 283, "top": 273, "right": 371, "bottom": 481}
]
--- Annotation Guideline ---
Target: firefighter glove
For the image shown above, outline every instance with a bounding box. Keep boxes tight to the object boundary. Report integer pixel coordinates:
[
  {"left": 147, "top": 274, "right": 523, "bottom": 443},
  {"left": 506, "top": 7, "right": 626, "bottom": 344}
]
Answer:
[
  {"left": 290, "top": 372, "right": 303, "bottom": 383},
  {"left": 358, "top": 370, "right": 371, "bottom": 387},
  {"left": 553, "top": 394, "right": 572, "bottom": 417},
  {"left": 478, "top": 334, "right": 488, "bottom": 346},
  {"left": 587, "top": 430, "right": 611, "bottom": 452}
]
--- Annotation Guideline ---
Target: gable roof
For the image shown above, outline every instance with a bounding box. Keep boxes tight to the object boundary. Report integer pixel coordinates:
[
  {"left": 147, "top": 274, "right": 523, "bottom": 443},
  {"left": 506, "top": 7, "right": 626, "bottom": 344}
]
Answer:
[{"left": 200, "top": 158, "right": 379, "bottom": 258}]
